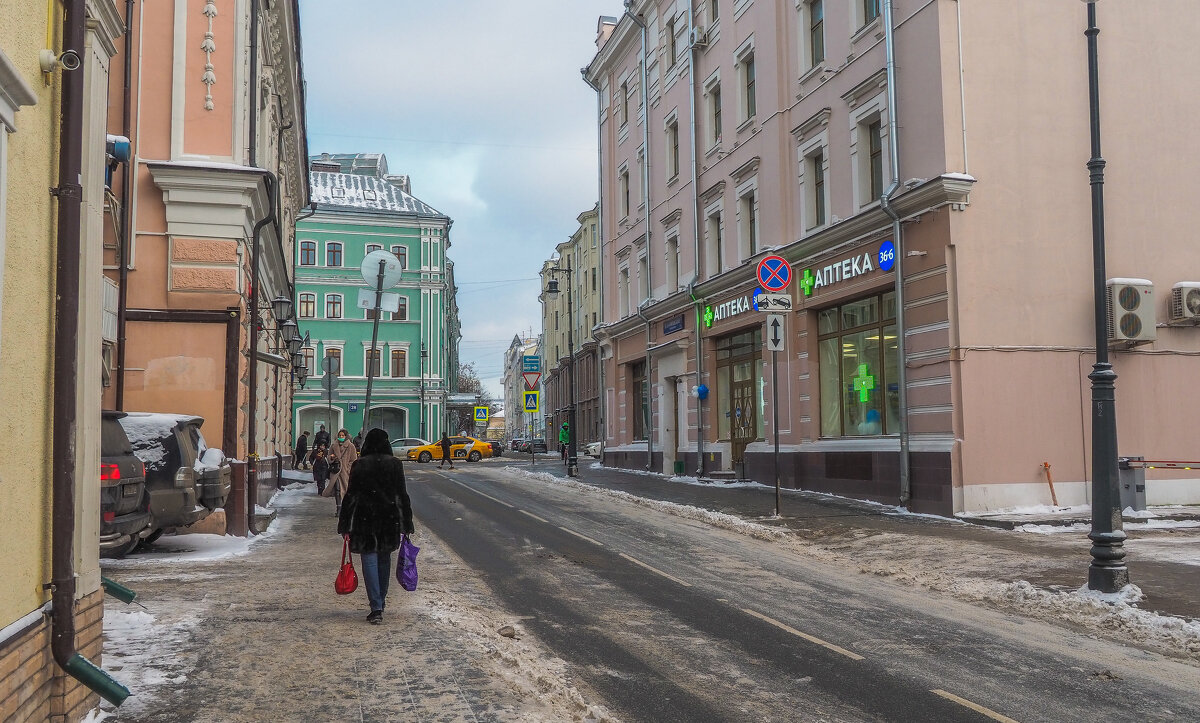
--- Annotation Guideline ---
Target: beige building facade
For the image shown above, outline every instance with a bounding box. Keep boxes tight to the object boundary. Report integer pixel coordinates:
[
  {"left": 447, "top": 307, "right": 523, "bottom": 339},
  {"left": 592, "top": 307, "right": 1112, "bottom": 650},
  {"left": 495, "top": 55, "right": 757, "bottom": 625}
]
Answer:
[
  {"left": 586, "top": 0, "right": 1200, "bottom": 514},
  {"left": 502, "top": 334, "right": 541, "bottom": 441}
]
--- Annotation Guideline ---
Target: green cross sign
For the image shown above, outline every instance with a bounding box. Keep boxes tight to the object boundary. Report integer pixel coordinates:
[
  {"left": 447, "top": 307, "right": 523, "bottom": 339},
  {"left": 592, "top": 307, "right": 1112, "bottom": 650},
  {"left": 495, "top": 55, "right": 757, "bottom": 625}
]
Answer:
[
  {"left": 703, "top": 306, "right": 715, "bottom": 327},
  {"left": 852, "top": 364, "right": 875, "bottom": 402},
  {"left": 799, "top": 268, "right": 816, "bottom": 296}
]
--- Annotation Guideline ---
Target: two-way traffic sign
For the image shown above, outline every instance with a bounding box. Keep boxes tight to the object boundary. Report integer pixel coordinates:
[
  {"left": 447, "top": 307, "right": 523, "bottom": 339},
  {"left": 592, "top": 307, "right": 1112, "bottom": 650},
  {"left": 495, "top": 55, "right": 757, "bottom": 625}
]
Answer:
[{"left": 765, "top": 314, "right": 786, "bottom": 352}]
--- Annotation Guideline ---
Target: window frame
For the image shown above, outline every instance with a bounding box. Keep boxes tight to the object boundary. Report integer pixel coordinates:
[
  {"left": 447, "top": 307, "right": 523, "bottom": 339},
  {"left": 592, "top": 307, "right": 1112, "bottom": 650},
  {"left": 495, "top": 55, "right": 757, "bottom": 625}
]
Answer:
[
  {"left": 390, "top": 348, "right": 408, "bottom": 378},
  {"left": 808, "top": 1, "right": 825, "bottom": 69},
  {"left": 325, "top": 293, "right": 343, "bottom": 319},
  {"left": 391, "top": 244, "right": 408, "bottom": 269},
  {"left": 299, "top": 240, "right": 316, "bottom": 266},
  {"left": 298, "top": 292, "right": 316, "bottom": 318},
  {"left": 364, "top": 347, "right": 382, "bottom": 378},
  {"left": 393, "top": 296, "right": 408, "bottom": 321},
  {"left": 817, "top": 291, "right": 898, "bottom": 438},
  {"left": 325, "top": 241, "right": 343, "bottom": 267}
]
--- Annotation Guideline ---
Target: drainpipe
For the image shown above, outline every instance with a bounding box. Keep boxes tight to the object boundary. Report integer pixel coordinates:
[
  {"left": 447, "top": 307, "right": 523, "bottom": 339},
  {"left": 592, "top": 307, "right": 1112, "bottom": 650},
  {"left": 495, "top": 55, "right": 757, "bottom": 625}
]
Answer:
[
  {"left": 580, "top": 71, "right": 605, "bottom": 451},
  {"left": 687, "top": 0, "right": 706, "bottom": 478},
  {"left": 247, "top": 172, "right": 278, "bottom": 533},
  {"left": 635, "top": 302, "right": 653, "bottom": 470},
  {"left": 115, "top": 0, "right": 135, "bottom": 410},
  {"left": 879, "top": 0, "right": 912, "bottom": 506},
  {"left": 51, "top": 0, "right": 131, "bottom": 705}
]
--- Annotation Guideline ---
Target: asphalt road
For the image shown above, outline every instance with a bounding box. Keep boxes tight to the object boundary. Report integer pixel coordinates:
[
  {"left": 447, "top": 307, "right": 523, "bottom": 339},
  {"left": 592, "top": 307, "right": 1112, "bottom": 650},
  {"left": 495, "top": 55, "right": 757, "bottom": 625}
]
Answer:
[{"left": 406, "top": 462, "right": 1200, "bottom": 723}]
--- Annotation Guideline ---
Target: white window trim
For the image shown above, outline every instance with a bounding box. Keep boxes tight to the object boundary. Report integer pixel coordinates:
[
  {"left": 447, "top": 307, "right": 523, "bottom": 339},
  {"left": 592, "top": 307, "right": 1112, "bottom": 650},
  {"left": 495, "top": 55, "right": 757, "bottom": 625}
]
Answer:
[
  {"left": 298, "top": 292, "right": 317, "bottom": 318},
  {"left": 664, "top": 227, "right": 682, "bottom": 291},
  {"left": 391, "top": 244, "right": 408, "bottom": 269},
  {"left": 298, "top": 239, "right": 317, "bottom": 266},
  {"left": 617, "top": 163, "right": 631, "bottom": 221},
  {"left": 362, "top": 344, "right": 384, "bottom": 379},
  {"left": 703, "top": 70, "right": 722, "bottom": 151},
  {"left": 735, "top": 177, "right": 760, "bottom": 263},
  {"left": 797, "top": 0, "right": 826, "bottom": 75},
  {"left": 798, "top": 129, "right": 830, "bottom": 233},
  {"left": 734, "top": 36, "right": 757, "bottom": 128},
  {"left": 319, "top": 342, "right": 345, "bottom": 377},
  {"left": 387, "top": 342, "right": 412, "bottom": 378},
  {"left": 324, "top": 240, "right": 343, "bottom": 267},
  {"left": 847, "top": 90, "right": 890, "bottom": 211},
  {"left": 703, "top": 200, "right": 725, "bottom": 279},
  {"left": 662, "top": 110, "right": 680, "bottom": 184},
  {"left": 617, "top": 264, "right": 631, "bottom": 318},
  {"left": 324, "top": 292, "right": 344, "bottom": 319}
]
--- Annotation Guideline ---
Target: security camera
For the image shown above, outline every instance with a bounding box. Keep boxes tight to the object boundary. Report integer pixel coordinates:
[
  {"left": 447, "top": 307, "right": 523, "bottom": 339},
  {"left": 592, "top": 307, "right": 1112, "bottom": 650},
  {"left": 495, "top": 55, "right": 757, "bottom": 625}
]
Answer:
[{"left": 59, "top": 50, "right": 82, "bottom": 71}]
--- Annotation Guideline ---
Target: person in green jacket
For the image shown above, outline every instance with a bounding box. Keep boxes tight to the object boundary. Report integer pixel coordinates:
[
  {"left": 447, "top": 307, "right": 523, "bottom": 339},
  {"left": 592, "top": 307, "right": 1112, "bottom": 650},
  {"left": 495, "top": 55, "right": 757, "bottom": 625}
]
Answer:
[{"left": 558, "top": 422, "right": 570, "bottom": 462}]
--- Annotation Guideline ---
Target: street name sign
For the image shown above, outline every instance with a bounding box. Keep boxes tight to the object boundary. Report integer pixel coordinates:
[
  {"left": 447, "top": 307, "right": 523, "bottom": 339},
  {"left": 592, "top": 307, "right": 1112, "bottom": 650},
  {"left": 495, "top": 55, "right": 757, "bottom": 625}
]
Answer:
[
  {"left": 766, "top": 314, "right": 786, "bottom": 352},
  {"left": 523, "top": 391, "right": 539, "bottom": 413},
  {"left": 522, "top": 371, "right": 541, "bottom": 390},
  {"left": 474, "top": 406, "right": 489, "bottom": 422}
]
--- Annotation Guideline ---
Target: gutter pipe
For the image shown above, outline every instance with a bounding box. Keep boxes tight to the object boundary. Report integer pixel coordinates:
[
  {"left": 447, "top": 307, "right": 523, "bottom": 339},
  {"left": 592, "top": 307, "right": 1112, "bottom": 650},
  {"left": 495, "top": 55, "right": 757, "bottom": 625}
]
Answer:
[
  {"left": 580, "top": 71, "right": 605, "bottom": 451},
  {"left": 115, "top": 0, "right": 134, "bottom": 410},
  {"left": 51, "top": 0, "right": 131, "bottom": 705},
  {"left": 879, "top": 0, "right": 912, "bottom": 506},
  {"left": 247, "top": 172, "right": 278, "bottom": 533},
  {"left": 687, "top": 1, "right": 705, "bottom": 477}
]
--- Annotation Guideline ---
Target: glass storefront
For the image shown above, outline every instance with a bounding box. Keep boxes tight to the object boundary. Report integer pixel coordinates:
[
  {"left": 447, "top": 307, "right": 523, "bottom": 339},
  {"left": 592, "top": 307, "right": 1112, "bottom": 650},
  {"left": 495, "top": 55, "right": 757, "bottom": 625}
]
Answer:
[
  {"left": 818, "top": 291, "right": 899, "bottom": 437},
  {"left": 714, "top": 329, "right": 764, "bottom": 462}
]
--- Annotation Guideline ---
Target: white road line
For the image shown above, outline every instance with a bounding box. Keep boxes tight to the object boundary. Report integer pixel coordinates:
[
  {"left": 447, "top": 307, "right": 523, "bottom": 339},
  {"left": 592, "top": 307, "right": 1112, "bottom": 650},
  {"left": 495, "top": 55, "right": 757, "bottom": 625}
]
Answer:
[
  {"left": 559, "top": 526, "right": 603, "bottom": 546},
  {"left": 518, "top": 509, "right": 551, "bottom": 524},
  {"left": 740, "top": 608, "right": 864, "bottom": 661},
  {"left": 618, "top": 553, "right": 693, "bottom": 587},
  {"left": 931, "top": 690, "right": 1020, "bottom": 723},
  {"left": 439, "top": 475, "right": 514, "bottom": 508}
]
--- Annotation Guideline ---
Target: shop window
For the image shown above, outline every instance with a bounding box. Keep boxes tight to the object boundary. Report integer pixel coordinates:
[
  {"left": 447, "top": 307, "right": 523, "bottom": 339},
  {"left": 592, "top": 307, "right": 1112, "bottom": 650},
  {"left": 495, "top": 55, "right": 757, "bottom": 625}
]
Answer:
[
  {"left": 630, "top": 360, "right": 648, "bottom": 440},
  {"left": 818, "top": 292, "right": 898, "bottom": 437}
]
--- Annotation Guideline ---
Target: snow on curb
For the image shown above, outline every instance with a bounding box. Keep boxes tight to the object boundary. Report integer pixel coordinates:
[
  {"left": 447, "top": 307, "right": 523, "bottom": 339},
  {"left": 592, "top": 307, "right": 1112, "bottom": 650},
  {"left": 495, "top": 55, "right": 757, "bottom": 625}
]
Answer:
[
  {"left": 503, "top": 467, "right": 786, "bottom": 542},
  {"left": 101, "top": 608, "right": 199, "bottom": 712}
]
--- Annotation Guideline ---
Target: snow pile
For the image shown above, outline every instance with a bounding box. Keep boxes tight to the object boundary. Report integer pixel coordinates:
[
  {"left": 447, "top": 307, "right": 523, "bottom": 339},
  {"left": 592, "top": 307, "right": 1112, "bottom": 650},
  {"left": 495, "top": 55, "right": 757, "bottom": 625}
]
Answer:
[
  {"left": 194, "top": 447, "right": 225, "bottom": 472},
  {"left": 503, "top": 467, "right": 786, "bottom": 542},
  {"left": 280, "top": 469, "right": 314, "bottom": 483},
  {"left": 269, "top": 482, "right": 311, "bottom": 508},
  {"left": 80, "top": 708, "right": 111, "bottom": 723},
  {"left": 1015, "top": 523, "right": 1091, "bottom": 535},
  {"left": 101, "top": 608, "right": 198, "bottom": 711}
]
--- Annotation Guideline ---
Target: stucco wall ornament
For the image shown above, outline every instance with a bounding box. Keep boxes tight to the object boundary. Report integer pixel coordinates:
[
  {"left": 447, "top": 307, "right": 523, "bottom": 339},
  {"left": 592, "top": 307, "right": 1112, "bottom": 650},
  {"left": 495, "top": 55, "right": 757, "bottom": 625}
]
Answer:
[{"left": 201, "top": 2, "right": 218, "bottom": 110}]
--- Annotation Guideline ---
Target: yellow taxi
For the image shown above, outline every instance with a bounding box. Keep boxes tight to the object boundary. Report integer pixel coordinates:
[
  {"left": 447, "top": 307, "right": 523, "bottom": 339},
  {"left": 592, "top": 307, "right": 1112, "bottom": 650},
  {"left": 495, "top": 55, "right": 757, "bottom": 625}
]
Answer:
[{"left": 406, "top": 436, "right": 492, "bottom": 463}]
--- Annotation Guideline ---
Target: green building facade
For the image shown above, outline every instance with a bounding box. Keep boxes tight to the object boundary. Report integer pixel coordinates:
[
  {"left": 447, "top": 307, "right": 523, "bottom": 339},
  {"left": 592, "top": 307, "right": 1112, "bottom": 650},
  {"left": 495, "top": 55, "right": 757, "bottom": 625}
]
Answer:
[{"left": 293, "top": 154, "right": 458, "bottom": 443}]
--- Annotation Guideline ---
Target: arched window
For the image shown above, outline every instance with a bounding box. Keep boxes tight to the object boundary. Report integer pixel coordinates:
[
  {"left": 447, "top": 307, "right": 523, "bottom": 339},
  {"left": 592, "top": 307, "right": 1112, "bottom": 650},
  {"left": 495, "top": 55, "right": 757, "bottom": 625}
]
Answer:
[
  {"left": 298, "top": 293, "right": 316, "bottom": 318},
  {"left": 391, "top": 245, "right": 407, "bottom": 269},
  {"left": 326, "top": 242, "right": 343, "bottom": 267},
  {"left": 325, "top": 294, "right": 343, "bottom": 319},
  {"left": 366, "top": 243, "right": 382, "bottom": 255},
  {"left": 299, "top": 241, "right": 316, "bottom": 265},
  {"left": 392, "top": 296, "right": 408, "bottom": 321},
  {"left": 302, "top": 346, "right": 315, "bottom": 375}
]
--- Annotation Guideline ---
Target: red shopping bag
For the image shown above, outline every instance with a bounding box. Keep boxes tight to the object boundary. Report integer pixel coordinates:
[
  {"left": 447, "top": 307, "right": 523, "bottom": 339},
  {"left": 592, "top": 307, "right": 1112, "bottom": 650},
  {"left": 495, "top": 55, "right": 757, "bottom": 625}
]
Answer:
[{"left": 335, "top": 536, "right": 358, "bottom": 595}]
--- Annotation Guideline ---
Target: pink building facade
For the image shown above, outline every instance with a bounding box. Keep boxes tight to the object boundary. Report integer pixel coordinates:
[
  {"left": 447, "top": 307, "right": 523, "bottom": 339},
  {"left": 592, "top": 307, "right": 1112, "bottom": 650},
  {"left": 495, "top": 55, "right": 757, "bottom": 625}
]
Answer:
[{"left": 586, "top": 0, "right": 1200, "bottom": 515}]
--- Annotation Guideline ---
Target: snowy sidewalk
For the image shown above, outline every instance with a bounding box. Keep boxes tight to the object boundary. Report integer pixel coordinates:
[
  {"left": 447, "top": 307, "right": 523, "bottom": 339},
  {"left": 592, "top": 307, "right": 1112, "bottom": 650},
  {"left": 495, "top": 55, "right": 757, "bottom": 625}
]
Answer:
[{"left": 96, "top": 482, "right": 614, "bottom": 722}]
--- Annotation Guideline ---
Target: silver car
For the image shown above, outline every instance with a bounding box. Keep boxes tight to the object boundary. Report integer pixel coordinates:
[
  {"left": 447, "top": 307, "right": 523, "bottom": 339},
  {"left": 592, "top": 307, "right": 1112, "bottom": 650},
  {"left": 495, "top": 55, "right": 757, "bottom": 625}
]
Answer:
[{"left": 391, "top": 437, "right": 430, "bottom": 458}]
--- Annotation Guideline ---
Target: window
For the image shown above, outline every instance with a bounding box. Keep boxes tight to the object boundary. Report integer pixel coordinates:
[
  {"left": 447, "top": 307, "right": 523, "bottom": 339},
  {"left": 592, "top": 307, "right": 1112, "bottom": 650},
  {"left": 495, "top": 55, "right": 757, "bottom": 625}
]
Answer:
[
  {"left": 619, "top": 169, "right": 630, "bottom": 218},
  {"left": 365, "top": 307, "right": 379, "bottom": 321},
  {"left": 391, "top": 349, "right": 407, "bottom": 377},
  {"left": 299, "top": 241, "right": 316, "bottom": 266},
  {"left": 618, "top": 267, "right": 630, "bottom": 317},
  {"left": 666, "top": 16, "right": 678, "bottom": 67},
  {"left": 706, "top": 209, "right": 724, "bottom": 277},
  {"left": 391, "top": 245, "right": 407, "bottom": 269},
  {"left": 666, "top": 235, "right": 680, "bottom": 291},
  {"left": 803, "top": 146, "right": 828, "bottom": 230},
  {"left": 740, "top": 53, "right": 756, "bottom": 121},
  {"left": 710, "top": 0, "right": 719, "bottom": 23},
  {"left": 863, "top": 0, "right": 880, "bottom": 25},
  {"left": 809, "top": 1, "right": 825, "bottom": 67},
  {"left": 620, "top": 81, "right": 629, "bottom": 126},
  {"left": 709, "top": 84, "right": 722, "bottom": 146},
  {"left": 592, "top": 270, "right": 597, "bottom": 292},
  {"left": 326, "top": 242, "right": 343, "bottom": 267},
  {"left": 325, "top": 347, "right": 342, "bottom": 376},
  {"left": 868, "top": 119, "right": 884, "bottom": 201},
  {"left": 738, "top": 189, "right": 758, "bottom": 259},
  {"left": 298, "top": 293, "right": 316, "bottom": 318},
  {"left": 393, "top": 296, "right": 408, "bottom": 321},
  {"left": 818, "top": 292, "right": 899, "bottom": 437},
  {"left": 302, "top": 346, "right": 315, "bottom": 375},
  {"left": 812, "top": 152, "right": 826, "bottom": 226},
  {"left": 365, "top": 348, "right": 381, "bottom": 378},
  {"left": 638, "top": 255, "right": 649, "bottom": 302},
  {"left": 366, "top": 243, "right": 382, "bottom": 255},
  {"left": 554, "top": 310, "right": 559, "bottom": 330},
  {"left": 325, "top": 293, "right": 343, "bottom": 319},
  {"left": 630, "top": 360, "right": 648, "bottom": 440},
  {"left": 666, "top": 120, "right": 680, "bottom": 180}
]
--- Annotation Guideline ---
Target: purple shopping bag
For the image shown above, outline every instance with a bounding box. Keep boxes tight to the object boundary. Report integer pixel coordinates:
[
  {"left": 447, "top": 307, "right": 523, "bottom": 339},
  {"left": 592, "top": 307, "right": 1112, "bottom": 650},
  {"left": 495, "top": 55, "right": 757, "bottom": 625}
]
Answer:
[{"left": 398, "top": 534, "right": 419, "bottom": 591}]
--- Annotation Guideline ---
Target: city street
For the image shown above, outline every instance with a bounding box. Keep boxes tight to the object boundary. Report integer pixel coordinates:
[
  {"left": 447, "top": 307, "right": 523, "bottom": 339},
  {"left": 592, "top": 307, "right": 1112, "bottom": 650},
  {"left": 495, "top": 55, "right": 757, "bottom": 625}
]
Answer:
[{"left": 98, "top": 463, "right": 1200, "bottom": 722}]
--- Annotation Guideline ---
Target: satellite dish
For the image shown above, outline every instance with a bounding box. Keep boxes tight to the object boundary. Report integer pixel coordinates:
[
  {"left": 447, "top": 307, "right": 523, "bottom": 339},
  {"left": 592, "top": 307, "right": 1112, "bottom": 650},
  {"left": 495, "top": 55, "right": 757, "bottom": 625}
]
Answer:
[{"left": 360, "top": 249, "right": 404, "bottom": 289}]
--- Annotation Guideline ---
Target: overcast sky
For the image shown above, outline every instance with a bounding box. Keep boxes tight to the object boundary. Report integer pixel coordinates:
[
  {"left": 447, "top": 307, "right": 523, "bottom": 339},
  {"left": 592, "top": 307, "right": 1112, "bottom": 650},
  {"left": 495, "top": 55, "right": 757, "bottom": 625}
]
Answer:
[{"left": 299, "top": 0, "right": 617, "bottom": 402}]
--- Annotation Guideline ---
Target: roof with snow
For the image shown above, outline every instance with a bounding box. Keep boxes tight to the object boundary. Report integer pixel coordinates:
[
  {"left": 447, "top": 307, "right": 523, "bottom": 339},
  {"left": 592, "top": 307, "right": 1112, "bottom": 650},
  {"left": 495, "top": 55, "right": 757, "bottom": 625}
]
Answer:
[{"left": 310, "top": 171, "right": 445, "bottom": 219}]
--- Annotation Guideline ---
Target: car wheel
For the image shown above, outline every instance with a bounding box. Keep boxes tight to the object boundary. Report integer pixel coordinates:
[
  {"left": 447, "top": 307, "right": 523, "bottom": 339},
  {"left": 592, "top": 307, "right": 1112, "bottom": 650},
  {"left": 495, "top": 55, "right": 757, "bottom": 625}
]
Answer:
[
  {"left": 468, "top": 451, "right": 481, "bottom": 462},
  {"left": 418, "top": 451, "right": 432, "bottom": 463},
  {"left": 142, "top": 528, "right": 164, "bottom": 546}
]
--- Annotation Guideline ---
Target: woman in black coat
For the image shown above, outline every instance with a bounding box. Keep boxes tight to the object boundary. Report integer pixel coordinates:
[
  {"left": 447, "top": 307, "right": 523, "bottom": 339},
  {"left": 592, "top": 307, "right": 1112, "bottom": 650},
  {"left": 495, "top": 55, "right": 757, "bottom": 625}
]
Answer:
[{"left": 336, "top": 428, "right": 415, "bottom": 623}]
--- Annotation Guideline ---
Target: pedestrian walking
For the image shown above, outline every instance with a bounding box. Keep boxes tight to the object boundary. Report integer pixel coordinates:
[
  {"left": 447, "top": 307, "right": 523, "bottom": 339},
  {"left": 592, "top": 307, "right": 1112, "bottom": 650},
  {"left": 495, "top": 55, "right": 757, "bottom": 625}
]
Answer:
[
  {"left": 559, "top": 422, "right": 570, "bottom": 462},
  {"left": 437, "top": 433, "right": 455, "bottom": 469},
  {"left": 352, "top": 431, "right": 364, "bottom": 452},
  {"left": 293, "top": 431, "right": 310, "bottom": 470},
  {"left": 337, "top": 428, "right": 414, "bottom": 624},
  {"left": 312, "top": 425, "right": 330, "bottom": 467},
  {"left": 329, "top": 428, "right": 359, "bottom": 516},
  {"left": 312, "top": 445, "right": 329, "bottom": 496}
]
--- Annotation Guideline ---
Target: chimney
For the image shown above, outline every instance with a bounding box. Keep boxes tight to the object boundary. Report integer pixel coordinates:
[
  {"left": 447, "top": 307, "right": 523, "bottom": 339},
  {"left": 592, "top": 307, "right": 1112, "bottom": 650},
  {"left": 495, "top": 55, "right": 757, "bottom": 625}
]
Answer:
[
  {"left": 385, "top": 174, "right": 411, "bottom": 195},
  {"left": 310, "top": 159, "right": 340, "bottom": 173}
]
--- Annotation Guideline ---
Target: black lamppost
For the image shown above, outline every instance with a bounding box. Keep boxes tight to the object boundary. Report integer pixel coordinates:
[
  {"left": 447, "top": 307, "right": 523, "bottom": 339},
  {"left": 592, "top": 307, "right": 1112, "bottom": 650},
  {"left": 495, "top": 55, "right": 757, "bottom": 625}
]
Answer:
[
  {"left": 1082, "top": 0, "right": 1128, "bottom": 593},
  {"left": 420, "top": 342, "right": 428, "bottom": 439},
  {"left": 545, "top": 267, "right": 578, "bottom": 477}
]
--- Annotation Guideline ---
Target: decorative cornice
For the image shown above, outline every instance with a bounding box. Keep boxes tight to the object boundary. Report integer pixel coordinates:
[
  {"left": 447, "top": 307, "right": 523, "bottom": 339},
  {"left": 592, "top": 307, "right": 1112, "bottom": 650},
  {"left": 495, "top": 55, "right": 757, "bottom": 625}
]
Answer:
[
  {"left": 791, "top": 107, "right": 831, "bottom": 142},
  {"left": 699, "top": 180, "right": 725, "bottom": 206},
  {"left": 201, "top": 1, "right": 218, "bottom": 110},
  {"left": 0, "top": 48, "right": 37, "bottom": 132},
  {"left": 660, "top": 207, "right": 682, "bottom": 227},
  {"left": 729, "top": 156, "right": 761, "bottom": 184},
  {"left": 841, "top": 69, "right": 888, "bottom": 109},
  {"left": 85, "top": 0, "right": 125, "bottom": 58}
]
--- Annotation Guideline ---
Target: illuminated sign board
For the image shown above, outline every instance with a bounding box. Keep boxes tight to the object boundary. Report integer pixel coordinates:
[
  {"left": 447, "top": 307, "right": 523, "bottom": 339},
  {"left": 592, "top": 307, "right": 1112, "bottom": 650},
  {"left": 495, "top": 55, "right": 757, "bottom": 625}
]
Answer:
[
  {"left": 800, "top": 241, "right": 895, "bottom": 297},
  {"left": 703, "top": 295, "right": 752, "bottom": 327}
]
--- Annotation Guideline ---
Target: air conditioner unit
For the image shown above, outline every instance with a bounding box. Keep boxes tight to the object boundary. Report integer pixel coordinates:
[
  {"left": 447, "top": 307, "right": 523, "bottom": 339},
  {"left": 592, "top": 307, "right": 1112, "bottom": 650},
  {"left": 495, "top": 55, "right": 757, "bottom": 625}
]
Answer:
[
  {"left": 689, "top": 25, "right": 708, "bottom": 48},
  {"left": 1169, "top": 282, "right": 1200, "bottom": 325},
  {"left": 1106, "top": 278, "right": 1156, "bottom": 346}
]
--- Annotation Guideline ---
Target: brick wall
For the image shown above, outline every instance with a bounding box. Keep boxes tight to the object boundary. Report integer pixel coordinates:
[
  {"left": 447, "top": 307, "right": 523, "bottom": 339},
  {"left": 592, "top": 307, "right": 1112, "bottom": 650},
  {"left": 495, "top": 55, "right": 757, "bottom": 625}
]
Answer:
[{"left": 0, "top": 589, "right": 104, "bottom": 722}]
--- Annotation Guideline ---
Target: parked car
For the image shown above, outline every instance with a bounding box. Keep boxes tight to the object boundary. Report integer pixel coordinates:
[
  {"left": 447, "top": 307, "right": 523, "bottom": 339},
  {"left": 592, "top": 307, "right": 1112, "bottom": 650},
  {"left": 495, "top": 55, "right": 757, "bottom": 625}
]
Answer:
[
  {"left": 407, "top": 436, "right": 492, "bottom": 463},
  {"left": 585, "top": 441, "right": 603, "bottom": 458},
  {"left": 391, "top": 437, "right": 430, "bottom": 459},
  {"left": 519, "top": 438, "right": 549, "bottom": 454},
  {"left": 510, "top": 438, "right": 524, "bottom": 451},
  {"left": 99, "top": 412, "right": 151, "bottom": 558},
  {"left": 117, "top": 413, "right": 231, "bottom": 542}
]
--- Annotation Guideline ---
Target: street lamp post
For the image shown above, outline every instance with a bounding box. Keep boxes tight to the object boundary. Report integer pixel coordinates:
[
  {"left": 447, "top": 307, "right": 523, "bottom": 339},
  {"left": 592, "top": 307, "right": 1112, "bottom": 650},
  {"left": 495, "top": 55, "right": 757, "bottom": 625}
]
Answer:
[
  {"left": 545, "top": 267, "right": 578, "bottom": 477},
  {"left": 1082, "top": 0, "right": 1128, "bottom": 593}
]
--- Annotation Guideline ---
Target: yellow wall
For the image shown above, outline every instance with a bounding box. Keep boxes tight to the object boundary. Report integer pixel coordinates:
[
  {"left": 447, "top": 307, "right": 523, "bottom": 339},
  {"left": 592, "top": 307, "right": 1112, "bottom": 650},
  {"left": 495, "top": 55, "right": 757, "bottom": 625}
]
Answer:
[{"left": 0, "top": 6, "right": 59, "bottom": 623}]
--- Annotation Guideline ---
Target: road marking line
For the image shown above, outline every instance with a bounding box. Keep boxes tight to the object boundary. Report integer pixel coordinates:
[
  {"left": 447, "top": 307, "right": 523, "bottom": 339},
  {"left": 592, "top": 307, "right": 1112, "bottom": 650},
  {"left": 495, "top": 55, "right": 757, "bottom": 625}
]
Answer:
[
  {"left": 518, "top": 509, "right": 551, "bottom": 524},
  {"left": 440, "top": 476, "right": 514, "bottom": 508},
  {"left": 619, "top": 553, "right": 693, "bottom": 587},
  {"left": 559, "top": 526, "right": 603, "bottom": 546},
  {"left": 740, "top": 608, "right": 864, "bottom": 661},
  {"left": 930, "top": 690, "right": 1019, "bottom": 723}
]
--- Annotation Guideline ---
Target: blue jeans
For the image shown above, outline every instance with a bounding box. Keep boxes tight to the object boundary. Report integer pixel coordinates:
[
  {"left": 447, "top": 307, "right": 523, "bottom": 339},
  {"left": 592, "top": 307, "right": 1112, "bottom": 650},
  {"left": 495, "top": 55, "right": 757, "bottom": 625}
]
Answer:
[{"left": 360, "top": 550, "right": 392, "bottom": 613}]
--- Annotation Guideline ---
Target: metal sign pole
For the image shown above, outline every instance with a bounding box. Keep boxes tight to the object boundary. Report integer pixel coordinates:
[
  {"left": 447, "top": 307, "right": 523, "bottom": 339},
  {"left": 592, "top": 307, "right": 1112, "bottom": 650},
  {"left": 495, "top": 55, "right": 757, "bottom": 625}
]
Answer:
[
  {"left": 773, "top": 347, "right": 780, "bottom": 517},
  {"left": 361, "top": 259, "right": 386, "bottom": 434}
]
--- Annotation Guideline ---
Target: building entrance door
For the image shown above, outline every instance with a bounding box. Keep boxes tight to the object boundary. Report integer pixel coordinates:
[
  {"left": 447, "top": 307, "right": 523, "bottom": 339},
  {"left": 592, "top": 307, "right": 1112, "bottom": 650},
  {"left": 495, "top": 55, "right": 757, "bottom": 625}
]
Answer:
[{"left": 730, "top": 361, "right": 757, "bottom": 466}]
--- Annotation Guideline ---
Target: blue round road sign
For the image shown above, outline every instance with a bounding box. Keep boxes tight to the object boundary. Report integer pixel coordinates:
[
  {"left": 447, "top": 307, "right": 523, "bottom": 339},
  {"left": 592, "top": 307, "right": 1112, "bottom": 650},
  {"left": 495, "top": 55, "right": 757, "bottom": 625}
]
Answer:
[
  {"left": 757, "top": 255, "right": 792, "bottom": 291},
  {"left": 878, "top": 240, "right": 896, "bottom": 272}
]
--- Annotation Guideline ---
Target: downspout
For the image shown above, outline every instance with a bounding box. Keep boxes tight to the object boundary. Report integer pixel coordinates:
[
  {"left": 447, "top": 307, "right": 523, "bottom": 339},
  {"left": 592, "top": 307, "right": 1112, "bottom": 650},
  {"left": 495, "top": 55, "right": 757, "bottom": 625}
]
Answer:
[
  {"left": 580, "top": 71, "right": 605, "bottom": 453},
  {"left": 115, "top": 0, "right": 135, "bottom": 410},
  {"left": 51, "top": 0, "right": 131, "bottom": 705},
  {"left": 687, "top": 0, "right": 705, "bottom": 477},
  {"left": 247, "top": 172, "right": 278, "bottom": 533},
  {"left": 879, "top": 0, "right": 912, "bottom": 506},
  {"left": 636, "top": 302, "right": 653, "bottom": 470}
]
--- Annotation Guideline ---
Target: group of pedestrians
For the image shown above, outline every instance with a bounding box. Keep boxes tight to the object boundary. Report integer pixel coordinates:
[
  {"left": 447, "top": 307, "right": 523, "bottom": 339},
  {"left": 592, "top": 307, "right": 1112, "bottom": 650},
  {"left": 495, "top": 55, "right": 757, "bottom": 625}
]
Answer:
[{"left": 293, "top": 424, "right": 415, "bottom": 624}]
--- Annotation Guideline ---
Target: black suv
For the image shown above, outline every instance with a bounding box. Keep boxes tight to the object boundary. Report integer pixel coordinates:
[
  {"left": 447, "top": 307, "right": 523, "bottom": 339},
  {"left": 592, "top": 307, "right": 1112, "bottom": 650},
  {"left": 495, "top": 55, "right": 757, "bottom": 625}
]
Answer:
[
  {"left": 520, "top": 438, "right": 549, "bottom": 453},
  {"left": 118, "top": 413, "right": 231, "bottom": 541},
  {"left": 100, "top": 412, "right": 151, "bottom": 557}
]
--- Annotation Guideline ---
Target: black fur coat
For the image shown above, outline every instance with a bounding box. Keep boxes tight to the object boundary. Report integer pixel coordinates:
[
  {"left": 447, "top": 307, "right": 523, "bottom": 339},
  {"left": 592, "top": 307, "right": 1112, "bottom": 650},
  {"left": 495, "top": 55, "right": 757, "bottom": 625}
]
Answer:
[{"left": 336, "top": 454, "right": 414, "bottom": 553}]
